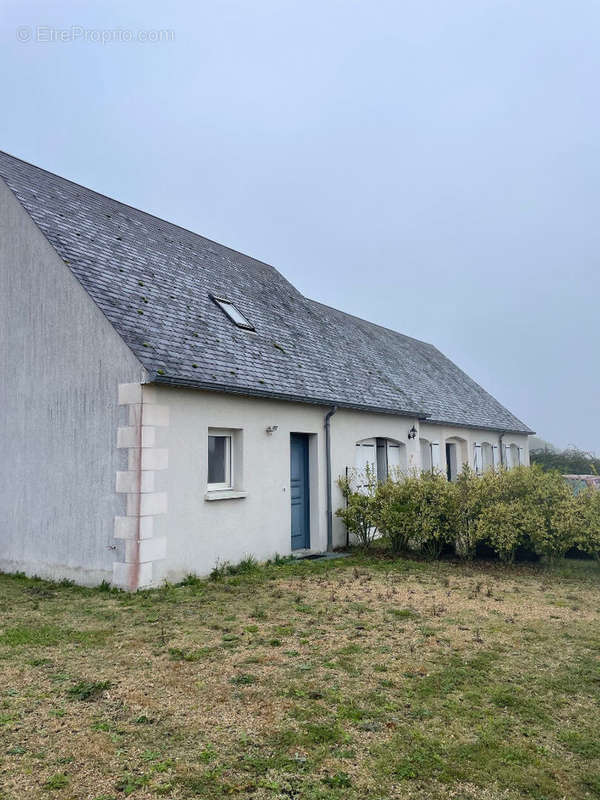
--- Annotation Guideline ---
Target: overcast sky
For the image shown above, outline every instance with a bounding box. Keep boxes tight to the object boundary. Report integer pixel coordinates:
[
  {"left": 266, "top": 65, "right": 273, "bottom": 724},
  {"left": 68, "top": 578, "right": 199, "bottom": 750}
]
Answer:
[{"left": 2, "top": 1, "right": 598, "bottom": 452}]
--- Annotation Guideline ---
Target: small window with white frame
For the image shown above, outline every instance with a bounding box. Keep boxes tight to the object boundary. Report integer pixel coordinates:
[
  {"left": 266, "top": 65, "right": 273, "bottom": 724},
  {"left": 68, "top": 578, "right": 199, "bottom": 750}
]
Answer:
[{"left": 208, "top": 432, "right": 233, "bottom": 489}]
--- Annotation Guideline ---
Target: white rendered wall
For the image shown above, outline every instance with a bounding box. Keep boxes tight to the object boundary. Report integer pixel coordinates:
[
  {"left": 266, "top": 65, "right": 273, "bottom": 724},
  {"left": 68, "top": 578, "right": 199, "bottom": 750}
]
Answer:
[
  {"left": 143, "top": 385, "right": 530, "bottom": 583},
  {"left": 143, "top": 386, "right": 330, "bottom": 584},
  {"left": 0, "top": 178, "right": 147, "bottom": 585}
]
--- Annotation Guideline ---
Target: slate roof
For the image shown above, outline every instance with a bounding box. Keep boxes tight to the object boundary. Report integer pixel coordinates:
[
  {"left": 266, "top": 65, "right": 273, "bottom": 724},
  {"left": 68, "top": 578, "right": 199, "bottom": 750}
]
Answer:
[{"left": 0, "top": 151, "right": 532, "bottom": 434}]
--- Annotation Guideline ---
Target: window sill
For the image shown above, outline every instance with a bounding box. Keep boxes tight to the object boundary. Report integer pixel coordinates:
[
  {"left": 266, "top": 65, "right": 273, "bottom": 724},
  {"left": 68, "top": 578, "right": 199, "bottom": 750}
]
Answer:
[{"left": 205, "top": 489, "right": 248, "bottom": 501}]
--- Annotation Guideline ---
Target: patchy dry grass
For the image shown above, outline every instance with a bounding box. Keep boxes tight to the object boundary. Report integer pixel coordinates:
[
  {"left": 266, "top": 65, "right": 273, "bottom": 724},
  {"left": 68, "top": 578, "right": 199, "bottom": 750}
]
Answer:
[{"left": 1, "top": 555, "right": 599, "bottom": 799}]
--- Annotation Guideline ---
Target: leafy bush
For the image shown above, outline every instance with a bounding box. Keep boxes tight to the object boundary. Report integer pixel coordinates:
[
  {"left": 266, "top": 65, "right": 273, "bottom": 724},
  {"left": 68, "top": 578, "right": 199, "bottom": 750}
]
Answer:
[
  {"left": 486, "top": 466, "right": 580, "bottom": 561},
  {"left": 372, "top": 478, "right": 414, "bottom": 554},
  {"left": 454, "top": 467, "right": 486, "bottom": 559},
  {"left": 336, "top": 462, "right": 600, "bottom": 564},
  {"left": 401, "top": 472, "right": 455, "bottom": 560},
  {"left": 336, "top": 466, "right": 379, "bottom": 550},
  {"left": 477, "top": 500, "right": 540, "bottom": 563},
  {"left": 370, "top": 471, "right": 454, "bottom": 559},
  {"left": 576, "top": 488, "right": 600, "bottom": 560}
]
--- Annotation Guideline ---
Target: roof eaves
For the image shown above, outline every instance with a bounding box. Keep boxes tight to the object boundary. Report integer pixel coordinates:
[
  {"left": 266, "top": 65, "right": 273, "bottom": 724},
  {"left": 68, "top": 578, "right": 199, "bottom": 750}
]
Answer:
[
  {"left": 148, "top": 374, "right": 428, "bottom": 419},
  {"left": 424, "top": 418, "right": 535, "bottom": 436}
]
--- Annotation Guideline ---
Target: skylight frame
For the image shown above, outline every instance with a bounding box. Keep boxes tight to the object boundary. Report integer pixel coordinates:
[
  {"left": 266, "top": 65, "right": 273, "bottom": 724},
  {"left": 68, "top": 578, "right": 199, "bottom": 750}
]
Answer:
[{"left": 210, "top": 295, "right": 255, "bottom": 331}]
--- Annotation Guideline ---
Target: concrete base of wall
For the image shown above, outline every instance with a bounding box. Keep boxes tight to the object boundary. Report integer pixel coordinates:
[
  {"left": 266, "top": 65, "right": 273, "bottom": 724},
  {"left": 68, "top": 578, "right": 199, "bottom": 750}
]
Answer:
[{"left": 0, "top": 559, "right": 111, "bottom": 587}]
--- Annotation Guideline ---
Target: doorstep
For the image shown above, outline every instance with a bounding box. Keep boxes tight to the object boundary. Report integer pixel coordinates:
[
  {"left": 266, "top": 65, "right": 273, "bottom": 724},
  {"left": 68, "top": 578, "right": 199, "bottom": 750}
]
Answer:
[{"left": 292, "top": 550, "right": 351, "bottom": 561}]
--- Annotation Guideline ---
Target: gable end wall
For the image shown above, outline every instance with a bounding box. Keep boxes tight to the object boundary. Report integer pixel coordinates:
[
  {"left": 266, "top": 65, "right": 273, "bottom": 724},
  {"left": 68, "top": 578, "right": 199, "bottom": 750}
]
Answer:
[{"left": 0, "top": 178, "right": 147, "bottom": 584}]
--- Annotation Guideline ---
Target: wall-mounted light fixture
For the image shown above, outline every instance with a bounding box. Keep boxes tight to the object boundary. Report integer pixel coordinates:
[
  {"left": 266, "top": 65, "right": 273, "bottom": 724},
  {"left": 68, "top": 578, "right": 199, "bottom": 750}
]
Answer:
[
  {"left": 266, "top": 425, "right": 279, "bottom": 435},
  {"left": 408, "top": 425, "right": 417, "bottom": 440}
]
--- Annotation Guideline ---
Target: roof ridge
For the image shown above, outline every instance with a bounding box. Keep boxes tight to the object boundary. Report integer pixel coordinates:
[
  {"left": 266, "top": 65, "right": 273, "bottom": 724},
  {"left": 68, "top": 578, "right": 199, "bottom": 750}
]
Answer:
[
  {"left": 307, "top": 297, "right": 434, "bottom": 348},
  {"left": 0, "top": 149, "right": 296, "bottom": 285}
]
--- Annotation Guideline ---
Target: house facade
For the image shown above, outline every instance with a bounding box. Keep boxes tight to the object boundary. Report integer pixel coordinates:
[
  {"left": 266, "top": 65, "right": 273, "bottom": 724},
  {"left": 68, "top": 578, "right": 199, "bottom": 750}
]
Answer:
[{"left": 0, "top": 152, "right": 532, "bottom": 589}]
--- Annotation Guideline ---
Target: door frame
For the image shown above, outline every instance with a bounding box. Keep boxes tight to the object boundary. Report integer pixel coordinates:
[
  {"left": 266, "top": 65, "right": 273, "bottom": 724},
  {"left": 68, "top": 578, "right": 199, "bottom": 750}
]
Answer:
[{"left": 290, "top": 433, "right": 311, "bottom": 550}]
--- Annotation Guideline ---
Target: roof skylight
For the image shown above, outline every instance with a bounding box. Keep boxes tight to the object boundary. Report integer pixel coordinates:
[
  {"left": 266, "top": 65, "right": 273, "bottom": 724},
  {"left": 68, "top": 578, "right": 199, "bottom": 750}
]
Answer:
[{"left": 211, "top": 296, "right": 255, "bottom": 330}]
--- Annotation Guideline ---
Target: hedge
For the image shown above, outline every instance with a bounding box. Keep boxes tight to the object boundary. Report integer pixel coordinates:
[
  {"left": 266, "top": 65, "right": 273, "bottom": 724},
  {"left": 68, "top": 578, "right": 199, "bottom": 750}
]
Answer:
[{"left": 336, "top": 465, "right": 600, "bottom": 563}]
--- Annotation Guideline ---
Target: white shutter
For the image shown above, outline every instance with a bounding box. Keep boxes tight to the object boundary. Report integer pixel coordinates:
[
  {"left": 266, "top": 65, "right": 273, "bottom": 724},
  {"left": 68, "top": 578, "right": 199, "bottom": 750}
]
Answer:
[
  {"left": 518, "top": 447, "right": 524, "bottom": 466},
  {"left": 431, "top": 442, "right": 441, "bottom": 471},
  {"left": 387, "top": 442, "right": 402, "bottom": 476},
  {"left": 355, "top": 440, "right": 376, "bottom": 491},
  {"left": 473, "top": 443, "right": 482, "bottom": 475},
  {"left": 504, "top": 444, "right": 511, "bottom": 468},
  {"left": 492, "top": 444, "right": 499, "bottom": 468}
]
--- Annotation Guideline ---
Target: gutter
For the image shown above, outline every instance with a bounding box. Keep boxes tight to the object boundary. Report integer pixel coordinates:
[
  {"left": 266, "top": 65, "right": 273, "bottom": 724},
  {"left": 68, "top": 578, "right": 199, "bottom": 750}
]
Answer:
[
  {"left": 498, "top": 431, "right": 505, "bottom": 467},
  {"left": 150, "top": 374, "right": 426, "bottom": 420},
  {"left": 149, "top": 375, "right": 533, "bottom": 436},
  {"left": 325, "top": 406, "right": 337, "bottom": 552}
]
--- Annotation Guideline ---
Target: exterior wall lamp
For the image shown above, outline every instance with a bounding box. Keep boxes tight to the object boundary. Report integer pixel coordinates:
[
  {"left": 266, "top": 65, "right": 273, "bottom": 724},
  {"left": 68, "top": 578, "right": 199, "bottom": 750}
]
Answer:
[
  {"left": 266, "top": 425, "right": 279, "bottom": 435},
  {"left": 408, "top": 425, "right": 417, "bottom": 440}
]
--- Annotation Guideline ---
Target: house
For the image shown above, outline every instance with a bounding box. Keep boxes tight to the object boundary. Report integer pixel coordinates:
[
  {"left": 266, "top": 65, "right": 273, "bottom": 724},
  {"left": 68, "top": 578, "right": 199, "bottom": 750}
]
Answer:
[{"left": 0, "top": 152, "right": 533, "bottom": 589}]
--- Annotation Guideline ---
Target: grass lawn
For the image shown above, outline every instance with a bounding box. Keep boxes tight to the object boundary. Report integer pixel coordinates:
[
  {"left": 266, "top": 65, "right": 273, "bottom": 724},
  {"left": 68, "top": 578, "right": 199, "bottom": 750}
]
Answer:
[{"left": 1, "top": 555, "right": 600, "bottom": 800}]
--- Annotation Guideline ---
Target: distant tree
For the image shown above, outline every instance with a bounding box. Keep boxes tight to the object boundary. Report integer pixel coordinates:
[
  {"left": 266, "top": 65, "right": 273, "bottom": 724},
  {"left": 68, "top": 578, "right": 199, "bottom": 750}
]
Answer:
[{"left": 530, "top": 446, "right": 600, "bottom": 475}]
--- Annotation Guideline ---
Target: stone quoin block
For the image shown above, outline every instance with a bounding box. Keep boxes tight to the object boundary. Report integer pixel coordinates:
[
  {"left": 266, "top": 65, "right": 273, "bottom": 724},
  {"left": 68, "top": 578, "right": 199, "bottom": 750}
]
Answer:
[
  {"left": 116, "top": 470, "right": 155, "bottom": 494},
  {"left": 118, "top": 382, "right": 143, "bottom": 405},
  {"left": 117, "top": 426, "right": 156, "bottom": 449},
  {"left": 126, "top": 491, "right": 168, "bottom": 517},
  {"left": 125, "top": 536, "right": 167, "bottom": 564},
  {"left": 112, "top": 561, "right": 153, "bottom": 590},
  {"left": 114, "top": 516, "right": 154, "bottom": 540},
  {"left": 128, "top": 448, "right": 168, "bottom": 471}
]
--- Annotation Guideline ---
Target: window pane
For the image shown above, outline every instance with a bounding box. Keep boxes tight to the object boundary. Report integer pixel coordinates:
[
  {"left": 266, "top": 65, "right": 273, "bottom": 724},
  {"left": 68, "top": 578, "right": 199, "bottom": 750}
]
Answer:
[
  {"left": 221, "top": 302, "right": 250, "bottom": 326},
  {"left": 214, "top": 298, "right": 254, "bottom": 329},
  {"left": 208, "top": 435, "right": 228, "bottom": 484}
]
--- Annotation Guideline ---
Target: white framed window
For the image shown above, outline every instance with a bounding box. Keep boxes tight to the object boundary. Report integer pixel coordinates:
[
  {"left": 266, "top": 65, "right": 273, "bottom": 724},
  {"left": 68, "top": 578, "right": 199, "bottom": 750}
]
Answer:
[
  {"left": 208, "top": 432, "right": 232, "bottom": 489},
  {"left": 355, "top": 437, "right": 407, "bottom": 488}
]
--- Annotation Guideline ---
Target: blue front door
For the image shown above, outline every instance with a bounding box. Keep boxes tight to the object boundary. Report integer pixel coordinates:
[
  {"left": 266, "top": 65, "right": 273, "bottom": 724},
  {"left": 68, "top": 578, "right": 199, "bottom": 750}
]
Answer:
[{"left": 290, "top": 434, "right": 310, "bottom": 550}]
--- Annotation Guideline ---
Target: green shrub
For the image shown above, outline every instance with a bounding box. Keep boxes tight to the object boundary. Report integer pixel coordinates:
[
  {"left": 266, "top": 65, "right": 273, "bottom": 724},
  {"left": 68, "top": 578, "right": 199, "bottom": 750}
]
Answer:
[
  {"left": 576, "top": 487, "right": 600, "bottom": 560},
  {"left": 405, "top": 471, "right": 455, "bottom": 559},
  {"left": 454, "top": 467, "right": 485, "bottom": 559},
  {"left": 526, "top": 468, "right": 579, "bottom": 560},
  {"left": 336, "top": 466, "right": 379, "bottom": 550},
  {"left": 336, "top": 462, "right": 600, "bottom": 565},
  {"left": 370, "top": 471, "right": 454, "bottom": 559},
  {"left": 477, "top": 500, "right": 540, "bottom": 563},
  {"left": 373, "top": 479, "right": 414, "bottom": 554}
]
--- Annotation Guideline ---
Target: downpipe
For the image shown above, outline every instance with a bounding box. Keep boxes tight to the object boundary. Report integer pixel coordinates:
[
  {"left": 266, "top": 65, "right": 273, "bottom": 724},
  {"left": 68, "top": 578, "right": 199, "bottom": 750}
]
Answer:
[{"left": 325, "top": 406, "right": 337, "bottom": 552}]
